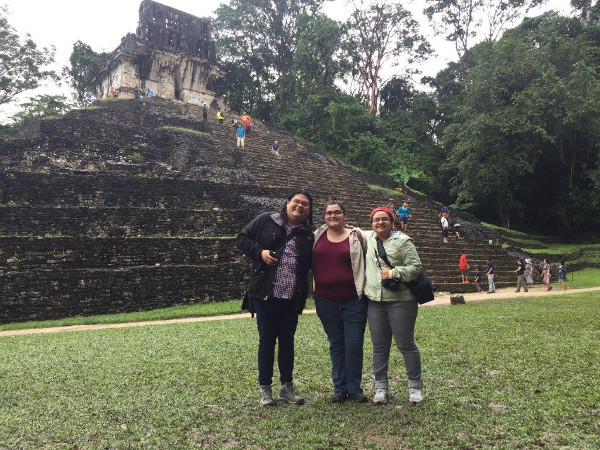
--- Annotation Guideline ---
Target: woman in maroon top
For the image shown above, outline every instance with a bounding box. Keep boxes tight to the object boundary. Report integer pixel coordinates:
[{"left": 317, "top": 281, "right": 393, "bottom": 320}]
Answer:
[{"left": 313, "top": 200, "right": 368, "bottom": 403}]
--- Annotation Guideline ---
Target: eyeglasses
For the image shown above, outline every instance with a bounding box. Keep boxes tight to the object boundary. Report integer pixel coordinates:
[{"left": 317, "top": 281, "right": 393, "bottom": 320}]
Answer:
[
  {"left": 325, "top": 210, "right": 344, "bottom": 216},
  {"left": 372, "top": 217, "right": 391, "bottom": 223},
  {"left": 290, "top": 198, "right": 310, "bottom": 207}
]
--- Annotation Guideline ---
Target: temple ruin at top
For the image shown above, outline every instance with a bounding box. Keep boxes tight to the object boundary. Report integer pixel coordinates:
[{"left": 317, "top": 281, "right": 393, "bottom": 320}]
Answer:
[{"left": 94, "top": 0, "right": 224, "bottom": 106}]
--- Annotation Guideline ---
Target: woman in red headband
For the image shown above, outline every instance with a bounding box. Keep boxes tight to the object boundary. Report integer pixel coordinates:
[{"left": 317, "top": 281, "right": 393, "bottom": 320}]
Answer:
[{"left": 364, "top": 206, "right": 425, "bottom": 405}]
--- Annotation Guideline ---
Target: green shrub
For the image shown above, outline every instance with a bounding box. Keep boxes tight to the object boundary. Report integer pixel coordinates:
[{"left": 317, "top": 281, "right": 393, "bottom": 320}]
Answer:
[{"left": 129, "top": 152, "right": 144, "bottom": 164}]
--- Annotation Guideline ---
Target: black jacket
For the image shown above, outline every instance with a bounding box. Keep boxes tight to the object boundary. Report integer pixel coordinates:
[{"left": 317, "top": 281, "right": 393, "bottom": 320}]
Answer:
[{"left": 236, "top": 212, "right": 314, "bottom": 314}]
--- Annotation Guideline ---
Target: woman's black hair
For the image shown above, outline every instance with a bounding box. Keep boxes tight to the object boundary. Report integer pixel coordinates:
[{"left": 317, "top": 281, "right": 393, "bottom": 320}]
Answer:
[
  {"left": 281, "top": 189, "right": 314, "bottom": 228},
  {"left": 324, "top": 199, "right": 345, "bottom": 214}
]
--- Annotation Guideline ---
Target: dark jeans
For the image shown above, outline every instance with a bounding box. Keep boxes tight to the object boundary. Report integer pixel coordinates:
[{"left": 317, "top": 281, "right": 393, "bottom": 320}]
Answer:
[
  {"left": 254, "top": 297, "right": 299, "bottom": 386},
  {"left": 368, "top": 299, "right": 423, "bottom": 390},
  {"left": 315, "top": 296, "right": 368, "bottom": 395}
]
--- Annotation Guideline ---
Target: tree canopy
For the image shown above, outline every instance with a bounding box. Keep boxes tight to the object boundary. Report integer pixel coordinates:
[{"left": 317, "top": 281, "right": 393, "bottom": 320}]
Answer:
[
  {"left": 62, "top": 41, "right": 108, "bottom": 106},
  {"left": 434, "top": 12, "right": 600, "bottom": 232},
  {"left": 0, "top": 6, "right": 57, "bottom": 106}
]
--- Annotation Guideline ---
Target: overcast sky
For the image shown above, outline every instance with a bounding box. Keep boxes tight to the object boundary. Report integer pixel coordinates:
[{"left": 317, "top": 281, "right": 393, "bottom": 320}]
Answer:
[{"left": 0, "top": 0, "right": 574, "bottom": 122}]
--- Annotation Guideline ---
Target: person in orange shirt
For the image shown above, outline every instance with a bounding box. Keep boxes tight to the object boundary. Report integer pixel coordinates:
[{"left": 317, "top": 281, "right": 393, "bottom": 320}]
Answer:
[{"left": 459, "top": 254, "right": 469, "bottom": 284}]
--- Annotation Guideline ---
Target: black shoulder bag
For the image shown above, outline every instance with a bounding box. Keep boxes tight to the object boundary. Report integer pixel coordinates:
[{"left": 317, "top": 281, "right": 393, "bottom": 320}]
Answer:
[{"left": 376, "top": 237, "right": 435, "bottom": 304}]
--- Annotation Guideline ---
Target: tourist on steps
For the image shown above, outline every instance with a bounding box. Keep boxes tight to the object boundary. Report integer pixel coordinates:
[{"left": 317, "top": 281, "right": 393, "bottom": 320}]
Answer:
[
  {"left": 236, "top": 125, "right": 245, "bottom": 149},
  {"left": 313, "top": 200, "right": 368, "bottom": 404},
  {"left": 236, "top": 190, "right": 314, "bottom": 407},
  {"left": 441, "top": 212, "right": 449, "bottom": 244},
  {"left": 396, "top": 201, "right": 411, "bottom": 232},
  {"left": 272, "top": 140, "right": 279, "bottom": 156},
  {"left": 363, "top": 206, "right": 425, "bottom": 406},
  {"left": 459, "top": 254, "right": 469, "bottom": 284},
  {"left": 217, "top": 110, "right": 224, "bottom": 125}
]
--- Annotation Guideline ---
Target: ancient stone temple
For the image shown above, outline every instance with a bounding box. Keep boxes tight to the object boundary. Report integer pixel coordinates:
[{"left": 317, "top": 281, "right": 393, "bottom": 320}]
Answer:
[{"left": 94, "top": 0, "right": 224, "bottom": 106}]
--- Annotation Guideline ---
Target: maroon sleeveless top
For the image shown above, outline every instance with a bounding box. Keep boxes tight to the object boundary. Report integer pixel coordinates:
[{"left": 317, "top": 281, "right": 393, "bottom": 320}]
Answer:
[{"left": 313, "top": 233, "right": 358, "bottom": 302}]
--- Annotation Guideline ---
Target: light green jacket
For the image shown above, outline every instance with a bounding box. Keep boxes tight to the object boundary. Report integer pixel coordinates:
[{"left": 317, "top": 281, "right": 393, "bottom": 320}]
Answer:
[
  {"left": 363, "top": 230, "right": 422, "bottom": 302},
  {"left": 313, "top": 224, "right": 366, "bottom": 298}
]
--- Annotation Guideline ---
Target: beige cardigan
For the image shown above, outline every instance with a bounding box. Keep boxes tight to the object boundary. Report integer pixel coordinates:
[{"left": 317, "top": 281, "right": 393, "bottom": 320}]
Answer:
[{"left": 313, "top": 224, "right": 366, "bottom": 299}]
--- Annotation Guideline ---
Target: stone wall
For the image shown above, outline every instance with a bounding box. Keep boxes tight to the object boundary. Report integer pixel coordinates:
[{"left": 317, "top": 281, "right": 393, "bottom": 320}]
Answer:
[
  {"left": 0, "top": 265, "right": 246, "bottom": 323},
  {"left": 137, "top": 0, "right": 216, "bottom": 62},
  {"left": 0, "top": 97, "right": 523, "bottom": 323}
]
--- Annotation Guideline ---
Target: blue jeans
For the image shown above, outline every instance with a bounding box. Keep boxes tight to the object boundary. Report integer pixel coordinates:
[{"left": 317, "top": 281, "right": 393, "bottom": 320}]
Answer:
[
  {"left": 315, "top": 296, "right": 367, "bottom": 395},
  {"left": 254, "top": 297, "right": 299, "bottom": 386},
  {"left": 368, "top": 299, "right": 423, "bottom": 390}
]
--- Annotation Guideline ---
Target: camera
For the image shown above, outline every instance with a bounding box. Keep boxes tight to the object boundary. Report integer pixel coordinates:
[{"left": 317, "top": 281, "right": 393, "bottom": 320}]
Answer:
[{"left": 382, "top": 278, "right": 401, "bottom": 292}]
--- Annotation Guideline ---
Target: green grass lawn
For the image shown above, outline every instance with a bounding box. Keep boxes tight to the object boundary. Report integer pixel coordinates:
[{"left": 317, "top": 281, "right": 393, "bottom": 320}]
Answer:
[
  {"left": 522, "top": 243, "right": 600, "bottom": 256},
  {"left": 565, "top": 268, "right": 600, "bottom": 288},
  {"left": 1, "top": 293, "right": 598, "bottom": 448}
]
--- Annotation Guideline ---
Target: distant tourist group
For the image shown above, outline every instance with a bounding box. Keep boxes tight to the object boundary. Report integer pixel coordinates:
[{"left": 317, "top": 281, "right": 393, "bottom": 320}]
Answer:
[
  {"left": 237, "top": 191, "right": 431, "bottom": 407},
  {"left": 460, "top": 255, "right": 567, "bottom": 294}
]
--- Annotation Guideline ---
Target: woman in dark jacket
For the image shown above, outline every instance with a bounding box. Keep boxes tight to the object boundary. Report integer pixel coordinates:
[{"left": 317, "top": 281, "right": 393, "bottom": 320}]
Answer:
[{"left": 236, "top": 190, "right": 314, "bottom": 407}]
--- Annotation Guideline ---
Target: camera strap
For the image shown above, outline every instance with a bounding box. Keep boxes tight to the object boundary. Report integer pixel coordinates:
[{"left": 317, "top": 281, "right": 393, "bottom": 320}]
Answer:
[{"left": 375, "top": 237, "right": 394, "bottom": 269}]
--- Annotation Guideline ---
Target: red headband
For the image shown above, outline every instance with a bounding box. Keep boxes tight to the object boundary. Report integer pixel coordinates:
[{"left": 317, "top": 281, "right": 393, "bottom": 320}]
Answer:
[{"left": 370, "top": 207, "right": 394, "bottom": 221}]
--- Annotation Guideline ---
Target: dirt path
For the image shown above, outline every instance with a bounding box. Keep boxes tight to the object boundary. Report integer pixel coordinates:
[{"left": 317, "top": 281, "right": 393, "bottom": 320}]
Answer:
[{"left": 2, "top": 286, "right": 599, "bottom": 338}]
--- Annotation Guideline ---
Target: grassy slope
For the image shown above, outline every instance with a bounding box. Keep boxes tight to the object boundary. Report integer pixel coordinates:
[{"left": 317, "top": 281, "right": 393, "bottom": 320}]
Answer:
[{"left": 0, "top": 293, "right": 598, "bottom": 448}]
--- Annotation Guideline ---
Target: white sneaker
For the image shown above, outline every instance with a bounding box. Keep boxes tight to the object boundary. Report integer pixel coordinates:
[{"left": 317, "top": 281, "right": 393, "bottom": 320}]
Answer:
[
  {"left": 409, "top": 387, "right": 423, "bottom": 405},
  {"left": 373, "top": 388, "right": 388, "bottom": 405}
]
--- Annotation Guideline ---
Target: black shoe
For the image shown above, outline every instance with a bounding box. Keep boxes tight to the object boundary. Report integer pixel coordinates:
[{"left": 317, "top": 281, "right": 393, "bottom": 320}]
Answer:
[
  {"left": 331, "top": 392, "right": 347, "bottom": 403},
  {"left": 347, "top": 393, "right": 368, "bottom": 403}
]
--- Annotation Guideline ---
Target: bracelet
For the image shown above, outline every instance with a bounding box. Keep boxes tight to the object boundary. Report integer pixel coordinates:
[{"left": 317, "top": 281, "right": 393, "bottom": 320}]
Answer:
[{"left": 388, "top": 270, "right": 393, "bottom": 279}]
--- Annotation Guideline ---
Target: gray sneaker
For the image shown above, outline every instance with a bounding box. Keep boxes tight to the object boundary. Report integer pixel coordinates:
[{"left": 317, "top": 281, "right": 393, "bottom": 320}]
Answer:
[
  {"left": 409, "top": 387, "right": 423, "bottom": 405},
  {"left": 279, "top": 382, "right": 305, "bottom": 405},
  {"left": 373, "top": 388, "right": 388, "bottom": 405},
  {"left": 259, "top": 385, "right": 275, "bottom": 407}
]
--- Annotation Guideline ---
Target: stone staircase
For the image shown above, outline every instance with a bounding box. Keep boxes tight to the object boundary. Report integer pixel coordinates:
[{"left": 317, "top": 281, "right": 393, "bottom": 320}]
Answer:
[{"left": 0, "top": 98, "right": 517, "bottom": 323}]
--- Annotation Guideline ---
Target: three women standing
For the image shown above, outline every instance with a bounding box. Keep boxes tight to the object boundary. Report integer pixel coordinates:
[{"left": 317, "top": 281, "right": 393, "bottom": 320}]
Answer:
[
  {"left": 313, "top": 200, "right": 368, "bottom": 403},
  {"left": 238, "top": 198, "right": 425, "bottom": 406}
]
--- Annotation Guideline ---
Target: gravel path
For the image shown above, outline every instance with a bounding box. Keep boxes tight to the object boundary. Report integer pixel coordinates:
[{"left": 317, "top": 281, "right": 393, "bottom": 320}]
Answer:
[{"left": 2, "top": 286, "right": 599, "bottom": 338}]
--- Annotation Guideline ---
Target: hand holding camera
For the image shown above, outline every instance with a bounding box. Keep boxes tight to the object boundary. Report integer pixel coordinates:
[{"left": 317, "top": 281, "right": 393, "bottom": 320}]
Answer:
[{"left": 261, "top": 249, "right": 278, "bottom": 266}]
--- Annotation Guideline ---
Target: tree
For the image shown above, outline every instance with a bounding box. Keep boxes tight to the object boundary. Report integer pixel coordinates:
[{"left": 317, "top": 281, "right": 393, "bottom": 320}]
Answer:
[
  {"left": 10, "top": 94, "right": 71, "bottom": 123},
  {"left": 571, "top": 0, "right": 600, "bottom": 23},
  {"left": 271, "top": 14, "right": 350, "bottom": 127},
  {"left": 435, "top": 12, "right": 600, "bottom": 232},
  {"left": 292, "top": 14, "right": 349, "bottom": 95},
  {"left": 346, "top": 0, "right": 430, "bottom": 114},
  {"left": 214, "top": 0, "right": 324, "bottom": 119},
  {"left": 0, "top": 6, "right": 57, "bottom": 106},
  {"left": 423, "top": 0, "right": 547, "bottom": 62},
  {"left": 62, "top": 41, "right": 108, "bottom": 106}
]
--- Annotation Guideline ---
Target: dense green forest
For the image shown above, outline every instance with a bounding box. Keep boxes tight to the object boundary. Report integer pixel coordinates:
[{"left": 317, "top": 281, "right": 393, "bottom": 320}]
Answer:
[{"left": 2, "top": 0, "right": 600, "bottom": 237}]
